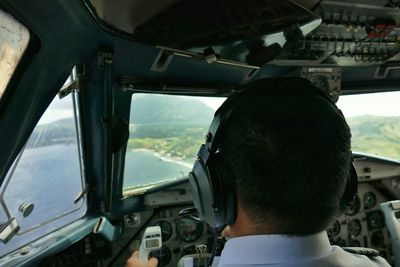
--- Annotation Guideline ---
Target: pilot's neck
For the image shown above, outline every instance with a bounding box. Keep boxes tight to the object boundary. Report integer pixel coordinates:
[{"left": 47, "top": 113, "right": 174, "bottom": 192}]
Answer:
[{"left": 223, "top": 203, "right": 278, "bottom": 237}]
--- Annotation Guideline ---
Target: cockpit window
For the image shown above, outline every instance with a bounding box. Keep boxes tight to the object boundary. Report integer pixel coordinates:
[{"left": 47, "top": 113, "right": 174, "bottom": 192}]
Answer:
[
  {"left": 0, "top": 89, "right": 86, "bottom": 257},
  {"left": 124, "top": 91, "right": 400, "bottom": 193},
  {"left": 123, "top": 94, "right": 225, "bottom": 194},
  {"left": 0, "top": 9, "right": 30, "bottom": 98},
  {"left": 337, "top": 91, "right": 400, "bottom": 161}
]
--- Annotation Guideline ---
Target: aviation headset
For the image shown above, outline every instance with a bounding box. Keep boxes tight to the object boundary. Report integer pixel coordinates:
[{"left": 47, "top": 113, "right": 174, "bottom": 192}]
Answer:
[{"left": 188, "top": 77, "right": 358, "bottom": 228}]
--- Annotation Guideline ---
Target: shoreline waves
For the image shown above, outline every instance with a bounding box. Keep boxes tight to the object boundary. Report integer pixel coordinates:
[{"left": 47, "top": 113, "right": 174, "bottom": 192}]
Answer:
[{"left": 132, "top": 148, "right": 194, "bottom": 169}]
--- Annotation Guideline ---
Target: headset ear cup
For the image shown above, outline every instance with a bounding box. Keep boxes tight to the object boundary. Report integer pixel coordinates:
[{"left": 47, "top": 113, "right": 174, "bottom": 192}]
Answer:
[
  {"left": 190, "top": 158, "right": 225, "bottom": 227},
  {"left": 189, "top": 160, "right": 208, "bottom": 222},
  {"left": 210, "top": 153, "right": 237, "bottom": 226},
  {"left": 340, "top": 162, "right": 358, "bottom": 212}
]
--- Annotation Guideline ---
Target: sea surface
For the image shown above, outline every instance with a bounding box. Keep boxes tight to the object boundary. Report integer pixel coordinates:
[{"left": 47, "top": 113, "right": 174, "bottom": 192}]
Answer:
[
  {"left": 0, "top": 144, "right": 85, "bottom": 257},
  {"left": 0, "top": 145, "right": 190, "bottom": 257},
  {"left": 124, "top": 149, "right": 193, "bottom": 188},
  {"left": 1, "top": 146, "right": 191, "bottom": 224}
]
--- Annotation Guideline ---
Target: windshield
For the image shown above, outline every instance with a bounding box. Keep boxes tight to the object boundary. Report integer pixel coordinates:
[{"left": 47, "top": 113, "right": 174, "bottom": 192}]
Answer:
[
  {"left": 123, "top": 91, "right": 400, "bottom": 193},
  {"left": 123, "top": 94, "right": 225, "bottom": 194},
  {"left": 337, "top": 91, "right": 400, "bottom": 161}
]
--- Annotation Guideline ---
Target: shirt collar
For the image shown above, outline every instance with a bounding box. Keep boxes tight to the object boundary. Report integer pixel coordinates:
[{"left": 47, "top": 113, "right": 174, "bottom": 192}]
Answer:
[{"left": 218, "top": 231, "right": 332, "bottom": 265}]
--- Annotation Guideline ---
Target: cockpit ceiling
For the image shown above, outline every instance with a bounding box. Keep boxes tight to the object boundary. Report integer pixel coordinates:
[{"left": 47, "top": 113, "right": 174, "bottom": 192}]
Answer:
[
  {"left": 90, "top": 0, "right": 320, "bottom": 38},
  {"left": 89, "top": 0, "right": 320, "bottom": 52},
  {"left": 85, "top": 0, "right": 400, "bottom": 93},
  {"left": 88, "top": 0, "right": 400, "bottom": 65}
]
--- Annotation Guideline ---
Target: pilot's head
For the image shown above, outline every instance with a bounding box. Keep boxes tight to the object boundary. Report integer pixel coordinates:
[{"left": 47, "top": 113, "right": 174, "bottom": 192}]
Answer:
[
  {"left": 190, "top": 78, "right": 353, "bottom": 236},
  {"left": 219, "top": 78, "right": 352, "bottom": 235}
]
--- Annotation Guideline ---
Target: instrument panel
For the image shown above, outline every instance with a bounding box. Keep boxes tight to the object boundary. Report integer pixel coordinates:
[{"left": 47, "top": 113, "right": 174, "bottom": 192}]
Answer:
[
  {"left": 134, "top": 207, "right": 214, "bottom": 267},
  {"left": 136, "top": 183, "right": 397, "bottom": 267},
  {"left": 35, "top": 157, "right": 400, "bottom": 267},
  {"left": 122, "top": 155, "right": 400, "bottom": 267},
  {"left": 328, "top": 183, "right": 394, "bottom": 264}
]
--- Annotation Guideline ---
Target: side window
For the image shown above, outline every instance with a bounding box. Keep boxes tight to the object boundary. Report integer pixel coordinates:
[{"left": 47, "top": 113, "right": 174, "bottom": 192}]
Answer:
[{"left": 0, "top": 91, "right": 86, "bottom": 257}]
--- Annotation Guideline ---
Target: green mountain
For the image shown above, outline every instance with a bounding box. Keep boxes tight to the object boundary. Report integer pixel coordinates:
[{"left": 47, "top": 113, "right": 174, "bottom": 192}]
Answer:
[
  {"left": 347, "top": 115, "right": 400, "bottom": 160},
  {"left": 129, "top": 95, "right": 216, "bottom": 159},
  {"left": 27, "top": 95, "right": 400, "bottom": 162},
  {"left": 130, "top": 94, "right": 215, "bottom": 125},
  {"left": 27, "top": 118, "right": 76, "bottom": 147},
  {"left": 129, "top": 95, "right": 215, "bottom": 142}
]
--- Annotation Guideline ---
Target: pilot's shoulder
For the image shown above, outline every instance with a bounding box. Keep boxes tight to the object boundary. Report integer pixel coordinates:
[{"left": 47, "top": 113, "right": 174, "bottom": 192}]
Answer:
[{"left": 340, "top": 247, "right": 392, "bottom": 267}]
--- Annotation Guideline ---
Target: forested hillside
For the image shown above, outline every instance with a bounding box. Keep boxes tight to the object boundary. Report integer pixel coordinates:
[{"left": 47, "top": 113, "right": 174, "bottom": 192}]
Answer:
[
  {"left": 129, "top": 95, "right": 400, "bottom": 161},
  {"left": 128, "top": 95, "right": 214, "bottom": 161},
  {"left": 130, "top": 94, "right": 214, "bottom": 125},
  {"left": 28, "top": 118, "right": 76, "bottom": 147},
  {"left": 347, "top": 115, "right": 400, "bottom": 160},
  {"left": 31, "top": 95, "right": 400, "bottom": 162}
]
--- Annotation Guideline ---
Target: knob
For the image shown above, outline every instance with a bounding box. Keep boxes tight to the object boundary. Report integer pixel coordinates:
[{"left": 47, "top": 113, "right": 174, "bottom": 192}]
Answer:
[{"left": 19, "top": 203, "right": 34, "bottom": 217}]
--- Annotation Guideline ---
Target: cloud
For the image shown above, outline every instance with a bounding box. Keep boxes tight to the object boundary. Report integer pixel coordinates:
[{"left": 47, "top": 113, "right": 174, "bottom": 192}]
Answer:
[
  {"left": 338, "top": 92, "right": 400, "bottom": 117},
  {"left": 37, "top": 96, "right": 74, "bottom": 125}
]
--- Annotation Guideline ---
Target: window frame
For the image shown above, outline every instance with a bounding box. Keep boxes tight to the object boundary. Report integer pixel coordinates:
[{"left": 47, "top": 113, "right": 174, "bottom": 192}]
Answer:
[{"left": 0, "top": 86, "right": 87, "bottom": 242}]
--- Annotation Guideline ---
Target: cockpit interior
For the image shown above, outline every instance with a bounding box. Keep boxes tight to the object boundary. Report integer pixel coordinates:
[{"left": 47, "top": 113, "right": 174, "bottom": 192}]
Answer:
[{"left": 0, "top": 0, "right": 400, "bottom": 266}]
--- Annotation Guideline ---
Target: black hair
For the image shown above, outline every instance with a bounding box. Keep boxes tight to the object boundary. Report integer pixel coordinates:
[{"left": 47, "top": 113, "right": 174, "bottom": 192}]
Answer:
[{"left": 219, "top": 87, "right": 352, "bottom": 234}]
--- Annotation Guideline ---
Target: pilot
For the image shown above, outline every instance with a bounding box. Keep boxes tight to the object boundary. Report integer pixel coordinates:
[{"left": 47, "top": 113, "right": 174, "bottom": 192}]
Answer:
[{"left": 126, "top": 78, "right": 391, "bottom": 267}]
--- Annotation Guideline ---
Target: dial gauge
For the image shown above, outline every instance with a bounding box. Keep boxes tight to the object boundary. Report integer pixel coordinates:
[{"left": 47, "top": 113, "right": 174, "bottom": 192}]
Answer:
[
  {"left": 154, "top": 220, "right": 173, "bottom": 242},
  {"left": 176, "top": 218, "right": 204, "bottom": 242},
  {"left": 327, "top": 220, "right": 341, "bottom": 237},
  {"left": 367, "top": 211, "right": 385, "bottom": 230},
  {"left": 347, "top": 219, "right": 362, "bottom": 238},
  {"left": 345, "top": 195, "right": 361, "bottom": 216},
  {"left": 363, "top": 192, "right": 377, "bottom": 210}
]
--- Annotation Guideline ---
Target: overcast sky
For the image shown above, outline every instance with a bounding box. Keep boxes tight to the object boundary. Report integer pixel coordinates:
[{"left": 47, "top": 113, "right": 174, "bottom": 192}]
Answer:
[
  {"left": 337, "top": 91, "right": 400, "bottom": 117},
  {"left": 38, "top": 91, "right": 400, "bottom": 125},
  {"left": 37, "top": 96, "right": 74, "bottom": 125},
  {"left": 198, "top": 91, "right": 400, "bottom": 118}
]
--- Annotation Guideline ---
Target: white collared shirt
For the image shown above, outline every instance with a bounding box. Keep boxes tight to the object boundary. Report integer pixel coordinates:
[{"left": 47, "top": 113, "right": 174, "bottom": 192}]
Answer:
[{"left": 213, "top": 232, "right": 391, "bottom": 267}]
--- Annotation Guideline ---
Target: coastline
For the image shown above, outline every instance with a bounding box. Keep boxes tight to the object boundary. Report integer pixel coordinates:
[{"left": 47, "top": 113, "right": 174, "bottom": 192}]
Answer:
[{"left": 131, "top": 148, "right": 194, "bottom": 169}]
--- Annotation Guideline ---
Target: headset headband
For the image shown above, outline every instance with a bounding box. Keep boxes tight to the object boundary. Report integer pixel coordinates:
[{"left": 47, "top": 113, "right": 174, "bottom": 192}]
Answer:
[{"left": 199, "top": 77, "right": 338, "bottom": 161}]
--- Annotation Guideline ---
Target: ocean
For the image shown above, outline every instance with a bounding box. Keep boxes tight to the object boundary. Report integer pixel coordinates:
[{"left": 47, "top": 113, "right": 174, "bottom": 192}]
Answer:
[
  {"left": 124, "top": 149, "right": 193, "bottom": 188},
  {"left": 0, "top": 145, "right": 190, "bottom": 257}
]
